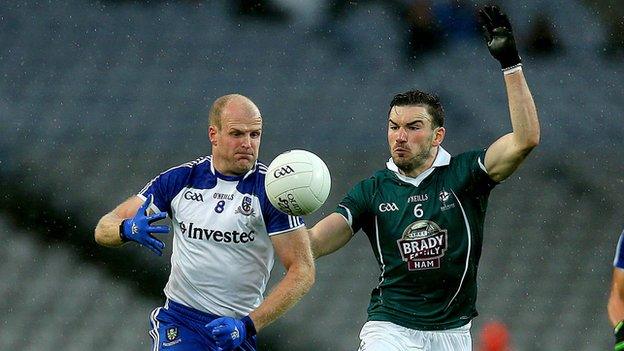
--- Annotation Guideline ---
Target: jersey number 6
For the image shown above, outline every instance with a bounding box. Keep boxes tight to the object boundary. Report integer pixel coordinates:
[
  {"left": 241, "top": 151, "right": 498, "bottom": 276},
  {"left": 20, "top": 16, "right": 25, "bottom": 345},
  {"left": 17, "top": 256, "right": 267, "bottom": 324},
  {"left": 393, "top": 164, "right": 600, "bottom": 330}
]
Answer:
[{"left": 414, "top": 204, "right": 424, "bottom": 218}]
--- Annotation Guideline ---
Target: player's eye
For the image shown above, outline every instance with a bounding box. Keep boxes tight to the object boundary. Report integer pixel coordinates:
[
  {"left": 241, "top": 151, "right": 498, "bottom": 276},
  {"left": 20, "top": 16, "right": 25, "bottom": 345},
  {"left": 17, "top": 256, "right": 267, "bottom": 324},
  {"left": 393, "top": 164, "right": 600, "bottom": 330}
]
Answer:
[{"left": 251, "top": 131, "right": 261, "bottom": 138}]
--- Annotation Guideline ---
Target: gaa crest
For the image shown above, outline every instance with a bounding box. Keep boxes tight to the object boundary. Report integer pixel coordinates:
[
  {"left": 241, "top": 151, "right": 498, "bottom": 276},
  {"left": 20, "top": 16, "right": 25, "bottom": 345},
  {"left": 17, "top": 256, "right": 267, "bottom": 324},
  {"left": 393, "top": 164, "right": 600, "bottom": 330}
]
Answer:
[
  {"left": 438, "top": 189, "right": 456, "bottom": 211},
  {"left": 439, "top": 189, "right": 450, "bottom": 203},
  {"left": 166, "top": 327, "right": 178, "bottom": 341},
  {"left": 235, "top": 195, "right": 256, "bottom": 217},
  {"left": 396, "top": 220, "right": 448, "bottom": 271}
]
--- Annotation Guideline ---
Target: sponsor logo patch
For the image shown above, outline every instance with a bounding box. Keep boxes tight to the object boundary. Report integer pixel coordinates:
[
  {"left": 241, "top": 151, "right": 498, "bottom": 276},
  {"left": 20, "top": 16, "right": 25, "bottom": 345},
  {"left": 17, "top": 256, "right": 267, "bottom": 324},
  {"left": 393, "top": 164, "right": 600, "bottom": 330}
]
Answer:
[
  {"left": 397, "top": 220, "right": 448, "bottom": 271},
  {"left": 179, "top": 222, "right": 255, "bottom": 243}
]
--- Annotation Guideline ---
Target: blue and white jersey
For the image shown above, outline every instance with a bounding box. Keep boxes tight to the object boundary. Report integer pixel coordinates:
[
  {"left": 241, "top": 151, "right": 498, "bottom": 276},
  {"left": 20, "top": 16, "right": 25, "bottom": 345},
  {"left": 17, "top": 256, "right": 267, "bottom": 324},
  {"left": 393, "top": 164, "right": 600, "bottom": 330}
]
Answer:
[{"left": 138, "top": 156, "right": 304, "bottom": 317}]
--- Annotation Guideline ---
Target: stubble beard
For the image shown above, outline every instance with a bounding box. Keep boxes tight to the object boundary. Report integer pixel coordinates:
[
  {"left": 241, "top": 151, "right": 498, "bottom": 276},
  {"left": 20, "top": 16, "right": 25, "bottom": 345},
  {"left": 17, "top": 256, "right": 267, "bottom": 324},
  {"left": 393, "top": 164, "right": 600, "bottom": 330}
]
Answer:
[
  {"left": 394, "top": 145, "right": 432, "bottom": 175},
  {"left": 232, "top": 157, "right": 256, "bottom": 175},
  {"left": 393, "top": 133, "right": 435, "bottom": 175}
]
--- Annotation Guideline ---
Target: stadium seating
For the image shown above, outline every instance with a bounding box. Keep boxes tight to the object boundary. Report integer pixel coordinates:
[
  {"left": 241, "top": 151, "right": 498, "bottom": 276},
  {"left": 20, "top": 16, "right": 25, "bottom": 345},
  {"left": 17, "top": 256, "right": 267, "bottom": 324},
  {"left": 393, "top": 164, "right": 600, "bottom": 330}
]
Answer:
[{"left": 0, "top": 215, "right": 157, "bottom": 351}]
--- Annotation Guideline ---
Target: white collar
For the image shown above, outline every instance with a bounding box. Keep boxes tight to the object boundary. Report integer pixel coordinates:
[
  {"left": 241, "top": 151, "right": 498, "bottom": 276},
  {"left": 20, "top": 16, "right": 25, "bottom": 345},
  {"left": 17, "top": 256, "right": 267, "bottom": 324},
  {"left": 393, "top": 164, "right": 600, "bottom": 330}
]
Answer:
[
  {"left": 210, "top": 158, "right": 257, "bottom": 180},
  {"left": 386, "top": 147, "right": 451, "bottom": 187}
]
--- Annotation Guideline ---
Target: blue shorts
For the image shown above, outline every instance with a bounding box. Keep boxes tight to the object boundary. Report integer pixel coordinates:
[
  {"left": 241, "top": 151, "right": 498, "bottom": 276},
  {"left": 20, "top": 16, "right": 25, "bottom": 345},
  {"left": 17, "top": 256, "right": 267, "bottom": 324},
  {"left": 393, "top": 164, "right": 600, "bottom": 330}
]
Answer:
[{"left": 149, "top": 299, "right": 257, "bottom": 351}]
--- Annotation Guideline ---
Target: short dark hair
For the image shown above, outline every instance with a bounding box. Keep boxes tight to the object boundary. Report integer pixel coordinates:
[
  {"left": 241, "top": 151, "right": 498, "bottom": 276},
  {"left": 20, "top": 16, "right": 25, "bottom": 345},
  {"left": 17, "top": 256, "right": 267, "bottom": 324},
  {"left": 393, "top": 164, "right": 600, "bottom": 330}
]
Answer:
[{"left": 388, "top": 90, "right": 445, "bottom": 128}]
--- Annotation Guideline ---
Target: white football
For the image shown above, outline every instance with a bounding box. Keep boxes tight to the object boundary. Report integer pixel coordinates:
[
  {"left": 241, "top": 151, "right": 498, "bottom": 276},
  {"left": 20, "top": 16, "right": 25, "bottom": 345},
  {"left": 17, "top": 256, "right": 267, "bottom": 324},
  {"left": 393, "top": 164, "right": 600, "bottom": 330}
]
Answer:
[{"left": 264, "top": 150, "right": 331, "bottom": 216}]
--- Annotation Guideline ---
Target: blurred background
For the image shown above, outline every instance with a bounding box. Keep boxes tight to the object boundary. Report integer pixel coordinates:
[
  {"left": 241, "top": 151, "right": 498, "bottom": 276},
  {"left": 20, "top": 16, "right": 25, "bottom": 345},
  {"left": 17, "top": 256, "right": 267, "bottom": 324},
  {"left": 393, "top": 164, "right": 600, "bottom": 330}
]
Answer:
[{"left": 1, "top": 0, "right": 623, "bottom": 350}]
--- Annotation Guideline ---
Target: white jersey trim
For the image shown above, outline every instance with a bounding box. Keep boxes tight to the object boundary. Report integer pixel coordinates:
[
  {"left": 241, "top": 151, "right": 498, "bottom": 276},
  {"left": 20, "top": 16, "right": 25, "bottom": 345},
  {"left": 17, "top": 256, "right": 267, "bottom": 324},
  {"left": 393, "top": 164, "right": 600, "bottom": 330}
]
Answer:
[
  {"left": 338, "top": 205, "right": 353, "bottom": 226},
  {"left": 337, "top": 205, "right": 356, "bottom": 237},
  {"left": 149, "top": 307, "right": 162, "bottom": 351},
  {"left": 269, "top": 222, "right": 305, "bottom": 236},
  {"left": 374, "top": 216, "right": 386, "bottom": 298},
  {"left": 445, "top": 189, "right": 471, "bottom": 311}
]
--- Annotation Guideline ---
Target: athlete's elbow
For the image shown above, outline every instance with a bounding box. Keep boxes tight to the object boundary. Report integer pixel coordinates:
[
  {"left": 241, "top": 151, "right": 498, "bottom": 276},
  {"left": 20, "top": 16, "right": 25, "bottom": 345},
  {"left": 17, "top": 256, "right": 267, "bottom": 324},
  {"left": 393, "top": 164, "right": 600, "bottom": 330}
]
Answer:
[
  {"left": 94, "top": 219, "right": 117, "bottom": 247},
  {"left": 94, "top": 226, "right": 110, "bottom": 247},
  {"left": 516, "top": 133, "right": 540, "bottom": 156},
  {"left": 525, "top": 131, "right": 540, "bottom": 150}
]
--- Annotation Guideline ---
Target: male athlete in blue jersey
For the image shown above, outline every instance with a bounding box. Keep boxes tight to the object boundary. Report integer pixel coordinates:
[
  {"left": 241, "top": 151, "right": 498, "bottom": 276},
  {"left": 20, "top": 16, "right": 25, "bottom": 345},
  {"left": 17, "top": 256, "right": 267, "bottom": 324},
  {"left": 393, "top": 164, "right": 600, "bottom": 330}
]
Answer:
[
  {"left": 94, "top": 94, "right": 315, "bottom": 351},
  {"left": 609, "top": 231, "right": 624, "bottom": 350}
]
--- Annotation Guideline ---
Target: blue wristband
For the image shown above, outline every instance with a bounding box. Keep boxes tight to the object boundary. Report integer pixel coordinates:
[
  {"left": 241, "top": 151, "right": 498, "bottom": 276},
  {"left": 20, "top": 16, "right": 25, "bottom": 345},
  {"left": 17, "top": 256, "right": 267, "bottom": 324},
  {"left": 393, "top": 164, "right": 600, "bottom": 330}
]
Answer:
[
  {"left": 241, "top": 316, "right": 257, "bottom": 336},
  {"left": 119, "top": 219, "right": 129, "bottom": 242}
]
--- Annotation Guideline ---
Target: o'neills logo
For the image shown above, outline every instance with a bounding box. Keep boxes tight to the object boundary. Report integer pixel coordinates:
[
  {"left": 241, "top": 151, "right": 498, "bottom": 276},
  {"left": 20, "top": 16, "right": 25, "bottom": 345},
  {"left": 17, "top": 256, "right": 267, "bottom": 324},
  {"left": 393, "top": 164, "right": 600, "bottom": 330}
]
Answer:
[{"left": 397, "top": 220, "right": 448, "bottom": 271}]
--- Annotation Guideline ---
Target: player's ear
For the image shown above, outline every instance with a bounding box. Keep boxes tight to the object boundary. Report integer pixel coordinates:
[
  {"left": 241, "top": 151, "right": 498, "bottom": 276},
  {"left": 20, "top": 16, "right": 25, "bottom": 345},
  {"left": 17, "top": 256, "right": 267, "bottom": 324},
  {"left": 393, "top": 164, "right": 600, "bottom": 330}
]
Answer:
[
  {"left": 208, "top": 125, "right": 218, "bottom": 146},
  {"left": 432, "top": 127, "right": 445, "bottom": 147}
]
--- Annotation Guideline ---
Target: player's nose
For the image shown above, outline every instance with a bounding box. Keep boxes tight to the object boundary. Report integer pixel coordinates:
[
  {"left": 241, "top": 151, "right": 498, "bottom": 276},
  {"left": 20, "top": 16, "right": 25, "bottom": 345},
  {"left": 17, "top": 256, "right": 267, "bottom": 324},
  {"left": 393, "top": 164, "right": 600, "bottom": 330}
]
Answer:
[
  {"left": 396, "top": 128, "right": 408, "bottom": 142},
  {"left": 241, "top": 134, "right": 252, "bottom": 148}
]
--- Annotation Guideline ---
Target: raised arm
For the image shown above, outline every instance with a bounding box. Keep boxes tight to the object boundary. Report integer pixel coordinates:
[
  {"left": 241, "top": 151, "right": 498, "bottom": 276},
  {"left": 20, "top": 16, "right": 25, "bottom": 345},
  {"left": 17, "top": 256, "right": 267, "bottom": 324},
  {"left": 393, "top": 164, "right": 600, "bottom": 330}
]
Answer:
[
  {"left": 478, "top": 5, "right": 540, "bottom": 182},
  {"left": 484, "top": 69, "right": 540, "bottom": 182}
]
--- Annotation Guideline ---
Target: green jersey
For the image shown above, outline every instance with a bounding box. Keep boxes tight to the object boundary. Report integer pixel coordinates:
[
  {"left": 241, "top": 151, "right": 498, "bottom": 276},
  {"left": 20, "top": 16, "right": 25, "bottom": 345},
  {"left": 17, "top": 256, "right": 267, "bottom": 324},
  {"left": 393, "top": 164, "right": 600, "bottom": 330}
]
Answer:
[{"left": 336, "top": 148, "right": 498, "bottom": 331}]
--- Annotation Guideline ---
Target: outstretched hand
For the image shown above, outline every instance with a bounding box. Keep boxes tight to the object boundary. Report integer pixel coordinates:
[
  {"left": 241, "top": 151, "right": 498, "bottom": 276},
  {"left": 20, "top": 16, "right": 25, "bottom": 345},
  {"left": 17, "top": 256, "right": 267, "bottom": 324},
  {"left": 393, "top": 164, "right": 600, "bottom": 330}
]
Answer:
[
  {"left": 478, "top": 5, "right": 521, "bottom": 69},
  {"left": 120, "top": 194, "right": 170, "bottom": 255}
]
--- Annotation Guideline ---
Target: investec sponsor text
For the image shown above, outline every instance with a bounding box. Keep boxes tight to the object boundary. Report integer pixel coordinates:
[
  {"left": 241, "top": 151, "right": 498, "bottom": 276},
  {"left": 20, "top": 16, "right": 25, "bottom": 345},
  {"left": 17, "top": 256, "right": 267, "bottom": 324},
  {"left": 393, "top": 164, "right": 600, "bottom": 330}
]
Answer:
[{"left": 180, "top": 222, "right": 255, "bottom": 243}]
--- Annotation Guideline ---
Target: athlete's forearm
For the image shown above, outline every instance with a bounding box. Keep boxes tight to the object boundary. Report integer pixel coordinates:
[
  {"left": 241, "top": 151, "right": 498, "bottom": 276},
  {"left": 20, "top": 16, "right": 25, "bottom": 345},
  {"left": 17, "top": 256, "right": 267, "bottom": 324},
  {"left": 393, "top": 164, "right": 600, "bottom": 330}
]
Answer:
[
  {"left": 609, "top": 291, "right": 624, "bottom": 327},
  {"left": 309, "top": 213, "right": 353, "bottom": 259},
  {"left": 503, "top": 69, "right": 540, "bottom": 151},
  {"left": 94, "top": 211, "right": 125, "bottom": 247},
  {"left": 249, "top": 260, "right": 315, "bottom": 331},
  {"left": 609, "top": 269, "right": 624, "bottom": 326}
]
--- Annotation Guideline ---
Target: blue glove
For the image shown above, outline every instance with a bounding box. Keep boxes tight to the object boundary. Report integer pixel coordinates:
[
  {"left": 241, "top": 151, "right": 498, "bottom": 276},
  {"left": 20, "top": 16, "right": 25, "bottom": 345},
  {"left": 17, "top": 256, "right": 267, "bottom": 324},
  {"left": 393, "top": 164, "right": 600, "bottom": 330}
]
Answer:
[
  {"left": 205, "top": 316, "right": 256, "bottom": 351},
  {"left": 120, "top": 194, "right": 170, "bottom": 255}
]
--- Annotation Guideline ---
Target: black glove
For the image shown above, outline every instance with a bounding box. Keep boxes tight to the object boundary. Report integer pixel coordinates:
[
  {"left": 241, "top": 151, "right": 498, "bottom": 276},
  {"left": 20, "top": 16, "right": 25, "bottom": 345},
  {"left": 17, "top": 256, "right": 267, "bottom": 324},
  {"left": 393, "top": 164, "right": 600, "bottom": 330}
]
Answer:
[
  {"left": 478, "top": 5, "right": 521, "bottom": 69},
  {"left": 615, "top": 320, "right": 624, "bottom": 351}
]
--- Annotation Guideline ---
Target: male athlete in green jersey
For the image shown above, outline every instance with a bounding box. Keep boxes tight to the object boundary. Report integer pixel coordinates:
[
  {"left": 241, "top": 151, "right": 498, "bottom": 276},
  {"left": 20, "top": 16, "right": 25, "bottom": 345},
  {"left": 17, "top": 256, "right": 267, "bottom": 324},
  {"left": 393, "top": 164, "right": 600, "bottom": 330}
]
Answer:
[{"left": 308, "top": 6, "right": 540, "bottom": 351}]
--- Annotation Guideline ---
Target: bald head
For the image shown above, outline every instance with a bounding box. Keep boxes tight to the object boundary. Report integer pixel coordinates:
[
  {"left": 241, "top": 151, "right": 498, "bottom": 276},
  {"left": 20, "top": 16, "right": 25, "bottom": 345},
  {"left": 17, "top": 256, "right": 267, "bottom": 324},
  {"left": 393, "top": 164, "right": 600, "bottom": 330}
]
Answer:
[
  {"left": 209, "top": 94, "right": 261, "bottom": 130},
  {"left": 208, "top": 94, "right": 263, "bottom": 175}
]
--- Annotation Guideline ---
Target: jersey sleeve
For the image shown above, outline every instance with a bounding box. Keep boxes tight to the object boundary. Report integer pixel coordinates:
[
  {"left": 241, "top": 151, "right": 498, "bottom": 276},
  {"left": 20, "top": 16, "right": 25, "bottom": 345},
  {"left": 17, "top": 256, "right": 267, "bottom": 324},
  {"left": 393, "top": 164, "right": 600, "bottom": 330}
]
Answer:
[
  {"left": 614, "top": 230, "right": 624, "bottom": 269},
  {"left": 453, "top": 149, "right": 498, "bottom": 194},
  {"left": 335, "top": 179, "right": 374, "bottom": 234},
  {"left": 138, "top": 166, "right": 191, "bottom": 215},
  {"left": 263, "top": 203, "right": 305, "bottom": 236}
]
